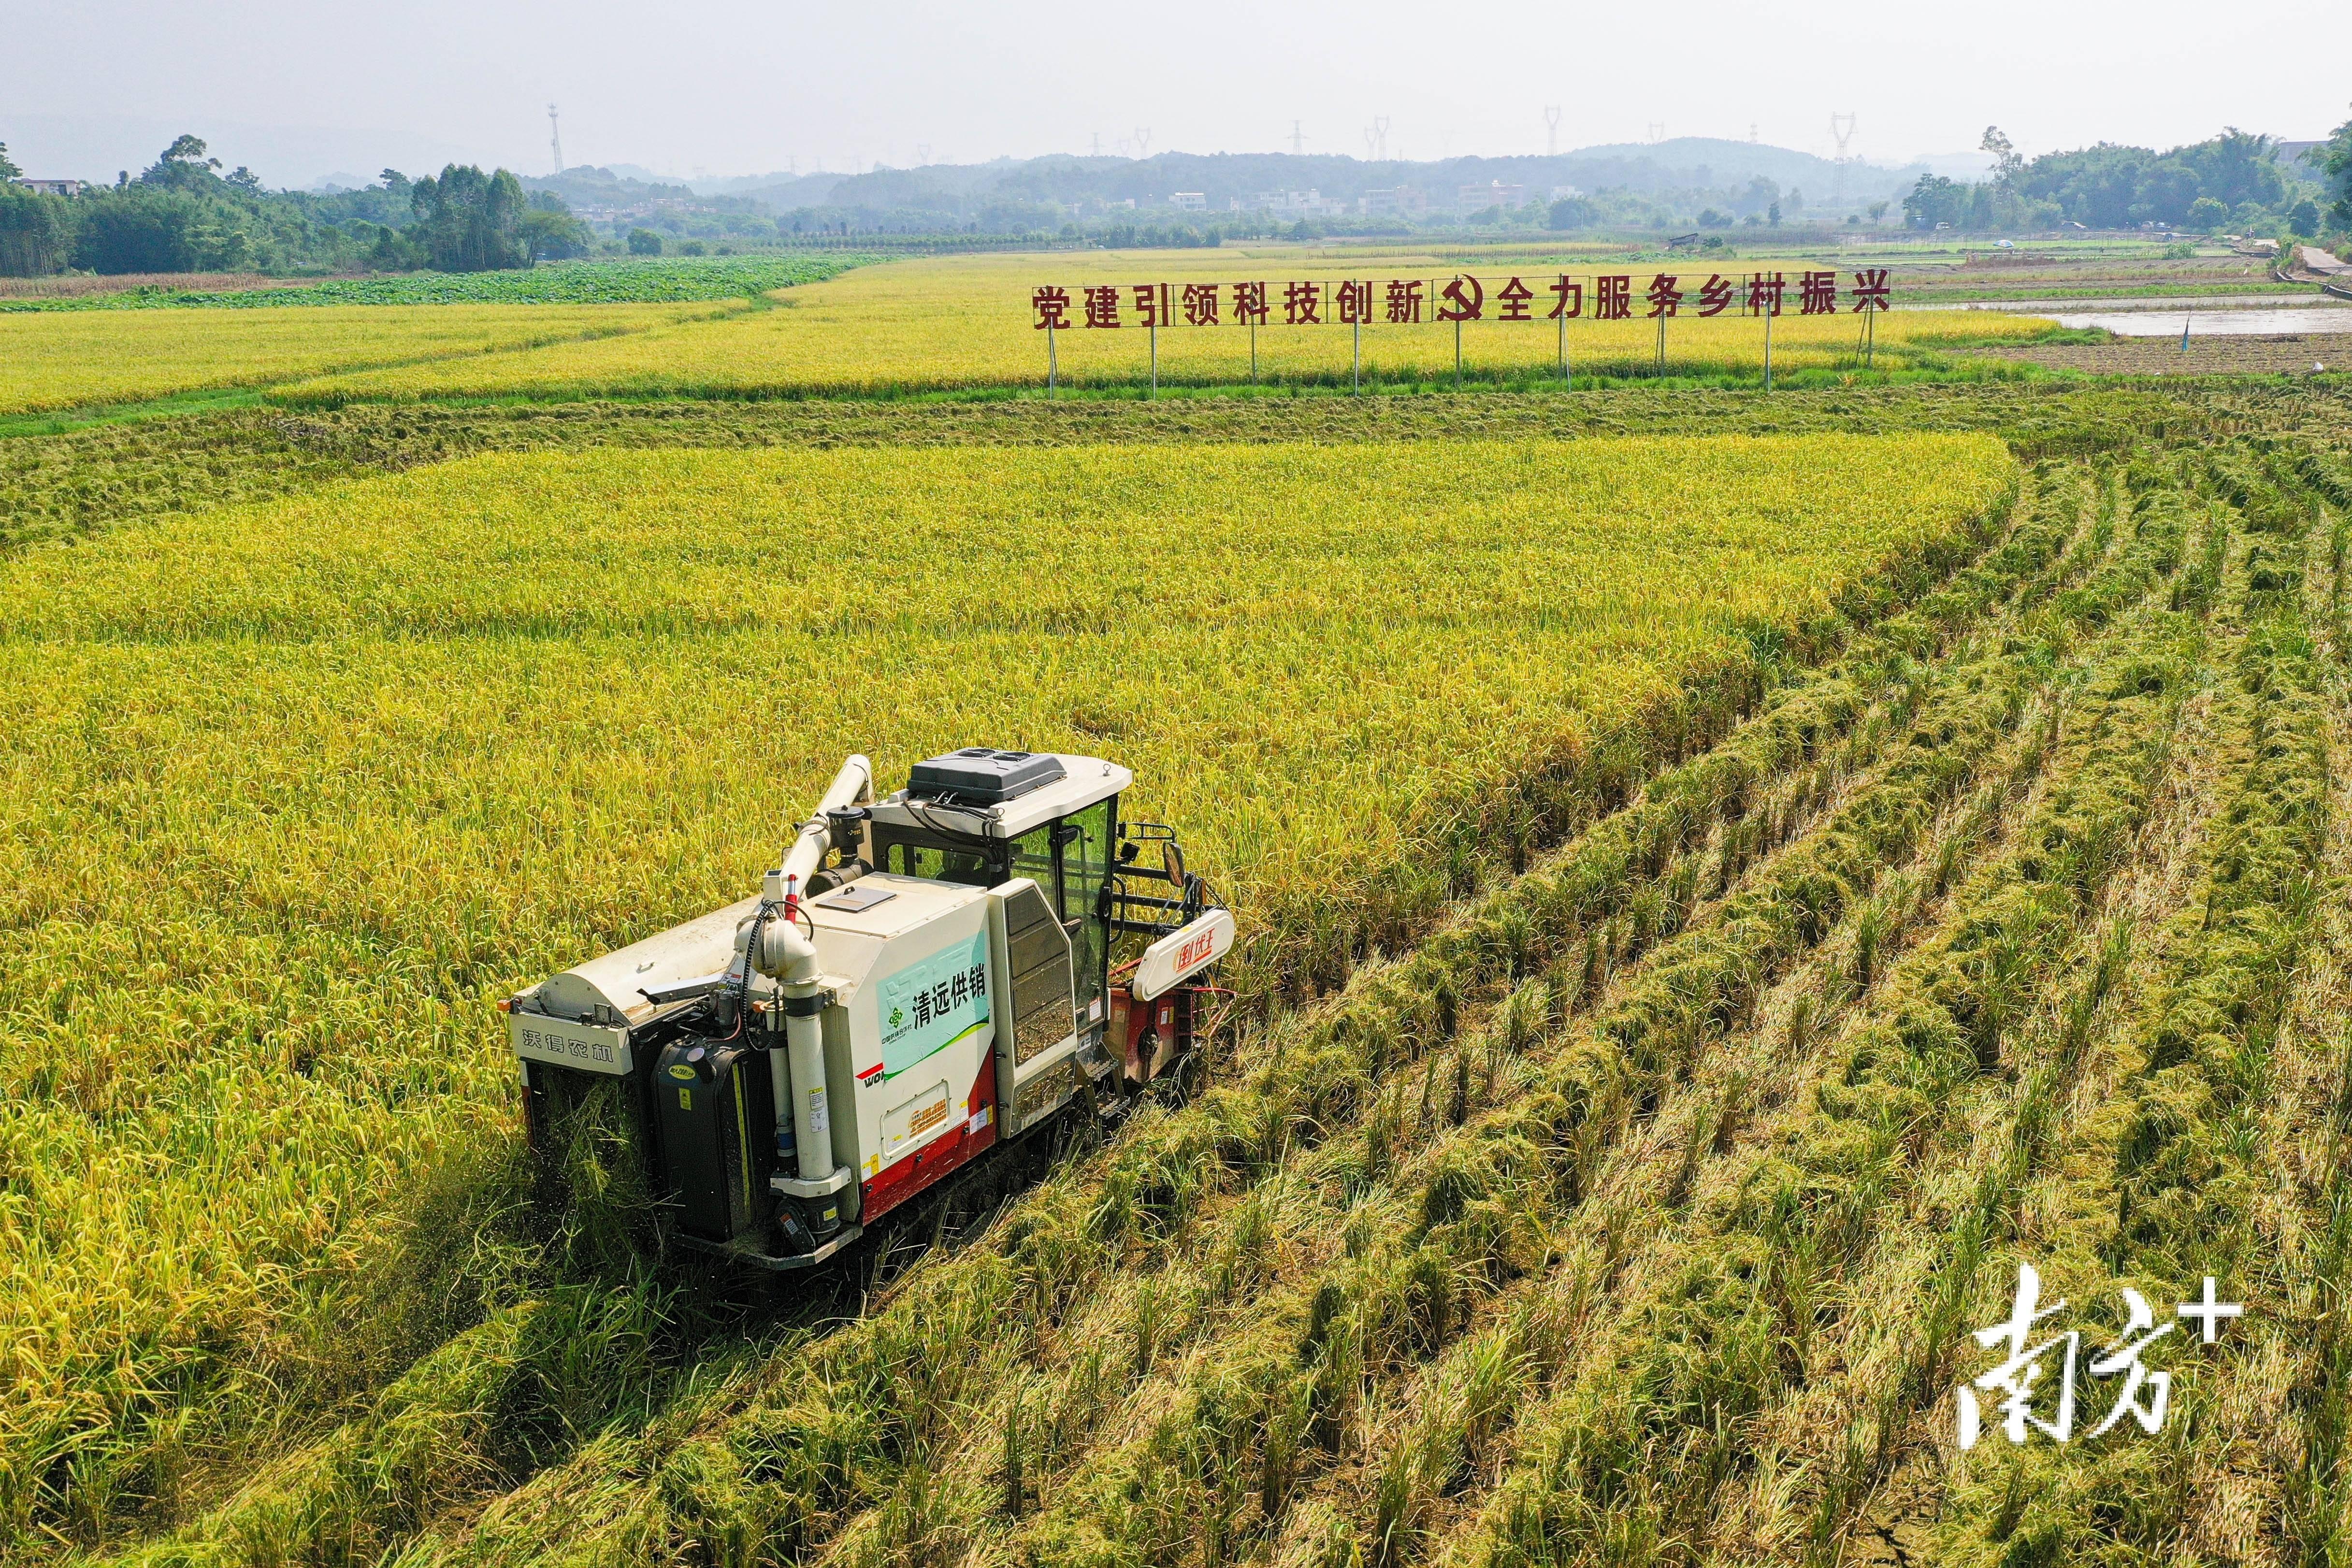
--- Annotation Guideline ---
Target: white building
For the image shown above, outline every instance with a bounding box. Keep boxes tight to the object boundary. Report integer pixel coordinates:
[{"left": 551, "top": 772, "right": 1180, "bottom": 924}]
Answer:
[
  {"left": 1457, "top": 180, "right": 1526, "bottom": 212},
  {"left": 1233, "top": 188, "right": 1345, "bottom": 217},
  {"left": 1169, "top": 191, "right": 1207, "bottom": 211},
  {"left": 16, "top": 178, "right": 85, "bottom": 197}
]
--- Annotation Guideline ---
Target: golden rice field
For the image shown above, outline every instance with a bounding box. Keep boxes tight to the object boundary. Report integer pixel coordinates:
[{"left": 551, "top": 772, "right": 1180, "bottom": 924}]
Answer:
[
  {"left": 273, "top": 251, "right": 2061, "bottom": 403},
  {"left": 0, "top": 432, "right": 2014, "bottom": 1554},
  {"left": 0, "top": 302, "right": 726, "bottom": 416}
]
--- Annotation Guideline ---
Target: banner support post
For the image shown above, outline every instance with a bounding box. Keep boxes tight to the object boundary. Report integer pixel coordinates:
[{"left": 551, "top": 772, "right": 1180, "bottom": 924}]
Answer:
[
  {"left": 1250, "top": 320, "right": 1258, "bottom": 386},
  {"left": 1454, "top": 317, "right": 1462, "bottom": 390},
  {"left": 1047, "top": 322, "right": 1057, "bottom": 398},
  {"left": 1764, "top": 302, "right": 1772, "bottom": 392},
  {"left": 1149, "top": 320, "right": 1157, "bottom": 399},
  {"left": 1354, "top": 318, "right": 1361, "bottom": 394}
]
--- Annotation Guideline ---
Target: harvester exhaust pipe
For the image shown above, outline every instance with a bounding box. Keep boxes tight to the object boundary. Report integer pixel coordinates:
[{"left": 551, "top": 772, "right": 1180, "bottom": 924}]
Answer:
[
  {"left": 753, "top": 755, "right": 870, "bottom": 1200},
  {"left": 761, "top": 917, "right": 832, "bottom": 1182}
]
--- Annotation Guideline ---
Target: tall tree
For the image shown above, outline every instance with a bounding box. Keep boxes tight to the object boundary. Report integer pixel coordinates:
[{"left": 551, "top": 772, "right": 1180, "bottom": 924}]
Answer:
[
  {"left": 517, "top": 190, "right": 592, "bottom": 261},
  {"left": 408, "top": 164, "right": 529, "bottom": 271},
  {"left": 0, "top": 143, "right": 20, "bottom": 181},
  {"left": 0, "top": 185, "right": 73, "bottom": 275},
  {"left": 140, "top": 134, "right": 223, "bottom": 189},
  {"left": 1980, "top": 126, "right": 2023, "bottom": 186},
  {"left": 2324, "top": 107, "right": 2352, "bottom": 228}
]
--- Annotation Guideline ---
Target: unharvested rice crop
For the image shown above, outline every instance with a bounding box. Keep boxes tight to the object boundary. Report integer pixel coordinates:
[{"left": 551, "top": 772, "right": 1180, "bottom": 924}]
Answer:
[
  {"left": 0, "top": 302, "right": 725, "bottom": 415},
  {"left": 0, "top": 432, "right": 2012, "bottom": 1555},
  {"left": 0, "top": 253, "right": 872, "bottom": 311},
  {"left": 274, "top": 250, "right": 2063, "bottom": 404}
]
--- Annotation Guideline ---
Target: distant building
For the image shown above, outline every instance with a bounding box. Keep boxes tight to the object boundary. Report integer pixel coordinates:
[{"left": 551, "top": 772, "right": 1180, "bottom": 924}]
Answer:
[
  {"left": 1169, "top": 191, "right": 1207, "bottom": 211},
  {"left": 1357, "top": 186, "right": 1427, "bottom": 216},
  {"left": 16, "top": 178, "right": 85, "bottom": 197},
  {"left": 1548, "top": 184, "right": 1585, "bottom": 201},
  {"left": 1232, "top": 188, "right": 1345, "bottom": 217},
  {"left": 1457, "top": 180, "right": 1526, "bottom": 211}
]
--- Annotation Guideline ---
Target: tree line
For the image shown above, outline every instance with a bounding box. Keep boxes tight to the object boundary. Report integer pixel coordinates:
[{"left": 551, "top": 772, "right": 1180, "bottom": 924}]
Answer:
[
  {"left": 1902, "top": 123, "right": 2349, "bottom": 236},
  {"left": 0, "top": 136, "right": 592, "bottom": 277}
]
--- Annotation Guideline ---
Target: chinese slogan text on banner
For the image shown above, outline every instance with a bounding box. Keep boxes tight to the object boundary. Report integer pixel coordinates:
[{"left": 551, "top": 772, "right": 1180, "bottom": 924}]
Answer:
[{"left": 1030, "top": 271, "right": 1892, "bottom": 329}]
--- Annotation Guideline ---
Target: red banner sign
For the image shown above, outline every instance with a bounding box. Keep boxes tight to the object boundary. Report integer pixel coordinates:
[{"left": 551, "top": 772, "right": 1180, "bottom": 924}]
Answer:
[{"left": 1032, "top": 271, "right": 1892, "bottom": 329}]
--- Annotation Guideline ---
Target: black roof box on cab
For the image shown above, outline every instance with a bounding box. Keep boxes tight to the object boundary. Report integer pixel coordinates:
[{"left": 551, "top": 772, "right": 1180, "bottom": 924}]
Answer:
[{"left": 907, "top": 748, "right": 1069, "bottom": 805}]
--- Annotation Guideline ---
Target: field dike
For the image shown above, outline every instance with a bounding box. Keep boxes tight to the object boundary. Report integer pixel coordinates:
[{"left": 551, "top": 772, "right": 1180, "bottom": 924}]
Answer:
[{"left": 68, "top": 463, "right": 2029, "bottom": 1567}]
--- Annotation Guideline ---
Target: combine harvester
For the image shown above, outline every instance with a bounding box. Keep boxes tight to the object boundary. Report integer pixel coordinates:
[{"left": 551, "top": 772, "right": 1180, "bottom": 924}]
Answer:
[{"left": 503, "top": 749, "right": 1234, "bottom": 1270}]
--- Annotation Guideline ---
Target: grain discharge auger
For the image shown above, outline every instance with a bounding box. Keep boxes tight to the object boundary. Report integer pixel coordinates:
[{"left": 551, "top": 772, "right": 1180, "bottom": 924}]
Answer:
[{"left": 504, "top": 749, "right": 1235, "bottom": 1269}]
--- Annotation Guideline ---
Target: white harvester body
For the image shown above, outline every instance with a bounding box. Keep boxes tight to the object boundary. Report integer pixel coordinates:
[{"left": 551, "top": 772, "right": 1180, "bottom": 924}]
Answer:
[{"left": 505, "top": 749, "right": 1229, "bottom": 1268}]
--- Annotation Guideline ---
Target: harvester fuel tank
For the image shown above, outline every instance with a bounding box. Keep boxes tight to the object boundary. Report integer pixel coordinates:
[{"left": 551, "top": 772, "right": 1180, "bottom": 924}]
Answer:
[{"left": 650, "top": 1036, "right": 773, "bottom": 1245}]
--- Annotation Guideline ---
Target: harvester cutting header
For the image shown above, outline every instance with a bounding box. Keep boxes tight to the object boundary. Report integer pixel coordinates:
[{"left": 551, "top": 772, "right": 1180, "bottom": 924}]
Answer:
[{"left": 504, "top": 749, "right": 1234, "bottom": 1269}]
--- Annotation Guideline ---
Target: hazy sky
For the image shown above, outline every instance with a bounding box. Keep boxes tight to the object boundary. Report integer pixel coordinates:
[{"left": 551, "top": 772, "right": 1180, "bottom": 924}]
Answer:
[{"left": 8, "top": 0, "right": 2349, "bottom": 185}]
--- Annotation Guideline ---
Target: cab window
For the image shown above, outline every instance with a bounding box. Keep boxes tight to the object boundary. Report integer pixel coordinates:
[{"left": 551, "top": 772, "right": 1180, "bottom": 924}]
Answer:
[
  {"left": 875, "top": 834, "right": 999, "bottom": 887},
  {"left": 1007, "top": 824, "right": 1056, "bottom": 898},
  {"left": 1058, "top": 800, "right": 1113, "bottom": 1025}
]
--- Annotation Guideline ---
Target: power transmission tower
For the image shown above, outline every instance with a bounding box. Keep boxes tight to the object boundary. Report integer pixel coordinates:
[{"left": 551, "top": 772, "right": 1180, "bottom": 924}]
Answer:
[
  {"left": 1134, "top": 127, "right": 1152, "bottom": 157},
  {"left": 1829, "top": 112, "right": 1858, "bottom": 211},
  {"left": 1091, "top": 131, "right": 1101, "bottom": 158},
  {"left": 548, "top": 104, "right": 563, "bottom": 174},
  {"left": 1290, "top": 119, "right": 1305, "bottom": 155},
  {"left": 1364, "top": 123, "right": 1378, "bottom": 159},
  {"left": 1647, "top": 121, "right": 1665, "bottom": 144},
  {"left": 917, "top": 143, "right": 931, "bottom": 165},
  {"left": 1374, "top": 115, "right": 1390, "bottom": 160},
  {"left": 1544, "top": 105, "right": 1561, "bottom": 157}
]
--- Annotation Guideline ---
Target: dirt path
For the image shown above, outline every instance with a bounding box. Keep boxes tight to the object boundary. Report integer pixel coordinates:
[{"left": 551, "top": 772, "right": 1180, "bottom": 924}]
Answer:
[{"left": 1969, "top": 334, "right": 2352, "bottom": 377}]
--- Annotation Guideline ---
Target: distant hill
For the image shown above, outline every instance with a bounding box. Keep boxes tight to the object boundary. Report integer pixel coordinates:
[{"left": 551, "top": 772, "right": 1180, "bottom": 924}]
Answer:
[
  {"left": 522, "top": 165, "right": 699, "bottom": 208},
  {"left": 707, "top": 139, "right": 1944, "bottom": 225}
]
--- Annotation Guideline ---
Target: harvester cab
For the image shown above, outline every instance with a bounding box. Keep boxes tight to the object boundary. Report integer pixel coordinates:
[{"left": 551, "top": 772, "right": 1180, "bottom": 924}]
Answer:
[{"left": 503, "top": 749, "right": 1233, "bottom": 1270}]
